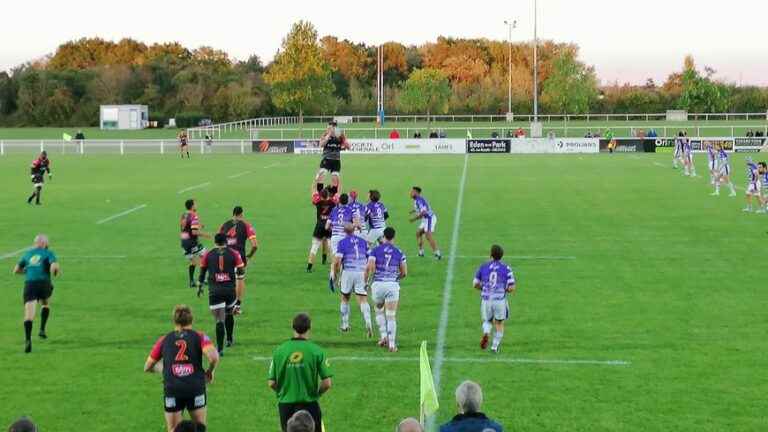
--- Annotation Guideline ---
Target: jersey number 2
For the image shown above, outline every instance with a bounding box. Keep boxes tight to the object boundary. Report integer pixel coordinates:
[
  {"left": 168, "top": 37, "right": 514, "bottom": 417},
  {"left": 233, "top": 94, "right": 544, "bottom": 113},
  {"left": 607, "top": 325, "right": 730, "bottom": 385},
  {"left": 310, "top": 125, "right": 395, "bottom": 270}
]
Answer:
[{"left": 175, "top": 340, "right": 189, "bottom": 362}]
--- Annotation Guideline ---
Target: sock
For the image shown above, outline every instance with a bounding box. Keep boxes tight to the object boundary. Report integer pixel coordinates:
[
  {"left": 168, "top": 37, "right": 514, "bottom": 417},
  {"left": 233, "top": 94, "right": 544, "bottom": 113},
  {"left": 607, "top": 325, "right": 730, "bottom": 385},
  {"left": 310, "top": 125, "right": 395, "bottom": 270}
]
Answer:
[
  {"left": 24, "top": 320, "right": 32, "bottom": 342},
  {"left": 35, "top": 189, "right": 41, "bottom": 204},
  {"left": 340, "top": 303, "right": 350, "bottom": 328},
  {"left": 307, "top": 262, "right": 313, "bottom": 271},
  {"left": 375, "top": 308, "right": 387, "bottom": 339},
  {"left": 386, "top": 319, "right": 397, "bottom": 348},
  {"left": 40, "top": 307, "right": 50, "bottom": 333},
  {"left": 418, "top": 248, "right": 424, "bottom": 256},
  {"left": 215, "top": 321, "right": 225, "bottom": 352},
  {"left": 360, "top": 303, "right": 372, "bottom": 329},
  {"left": 492, "top": 330, "right": 504, "bottom": 350},
  {"left": 435, "top": 250, "right": 442, "bottom": 256},
  {"left": 715, "top": 182, "right": 720, "bottom": 193},
  {"left": 188, "top": 265, "right": 196, "bottom": 283},
  {"left": 27, "top": 192, "right": 35, "bottom": 203},
  {"left": 322, "top": 254, "right": 327, "bottom": 265},
  {"left": 225, "top": 314, "right": 235, "bottom": 343},
  {"left": 482, "top": 321, "right": 492, "bottom": 335},
  {"left": 729, "top": 183, "right": 736, "bottom": 194}
]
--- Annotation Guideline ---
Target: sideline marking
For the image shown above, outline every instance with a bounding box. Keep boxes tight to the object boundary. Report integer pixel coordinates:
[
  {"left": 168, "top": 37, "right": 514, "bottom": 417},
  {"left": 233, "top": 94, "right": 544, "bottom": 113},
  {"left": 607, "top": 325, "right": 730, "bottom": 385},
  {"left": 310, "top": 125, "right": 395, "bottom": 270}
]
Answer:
[
  {"left": 252, "top": 355, "right": 630, "bottom": 367},
  {"left": 228, "top": 171, "right": 252, "bottom": 179},
  {"left": 453, "top": 255, "right": 575, "bottom": 261},
  {"left": 177, "top": 182, "right": 211, "bottom": 195},
  {"left": 0, "top": 247, "right": 32, "bottom": 261}
]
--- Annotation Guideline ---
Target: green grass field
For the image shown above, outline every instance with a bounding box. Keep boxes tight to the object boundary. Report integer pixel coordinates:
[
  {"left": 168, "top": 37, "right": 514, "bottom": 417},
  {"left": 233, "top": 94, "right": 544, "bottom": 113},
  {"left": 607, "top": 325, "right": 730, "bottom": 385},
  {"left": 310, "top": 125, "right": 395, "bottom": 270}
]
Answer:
[
  {"left": 1, "top": 151, "right": 766, "bottom": 431},
  {"left": 1, "top": 118, "right": 767, "bottom": 141}
]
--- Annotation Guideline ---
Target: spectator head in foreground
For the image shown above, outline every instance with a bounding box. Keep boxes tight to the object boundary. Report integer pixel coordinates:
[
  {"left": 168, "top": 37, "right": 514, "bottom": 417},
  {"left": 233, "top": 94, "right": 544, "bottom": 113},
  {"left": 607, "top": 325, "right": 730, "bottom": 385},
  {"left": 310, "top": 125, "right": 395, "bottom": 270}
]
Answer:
[
  {"left": 396, "top": 417, "right": 423, "bottom": 432},
  {"left": 439, "top": 380, "right": 504, "bottom": 432},
  {"left": 173, "top": 420, "right": 207, "bottom": 432},
  {"left": 293, "top": 312, "right": 311, "bottom": 337},
  {"left": 8, "top": 417, "right": 37, "bottom": 432},
  {"left": 287, "top": 410, "right": 315, "bottom": 432}
]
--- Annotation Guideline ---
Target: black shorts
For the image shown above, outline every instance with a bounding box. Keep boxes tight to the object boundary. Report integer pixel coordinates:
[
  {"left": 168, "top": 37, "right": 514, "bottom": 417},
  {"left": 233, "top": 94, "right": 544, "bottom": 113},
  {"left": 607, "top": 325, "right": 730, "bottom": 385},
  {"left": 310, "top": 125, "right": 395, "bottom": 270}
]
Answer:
[
  {"left": 182, "top": 240, "right": 205, "bottom": 259},
  {"left": 24, "top": 280, "right": 53, "bottom": 304},
  {"left": 313, "top": 221, "right": 331, "bottom": 239},
  {"left": 164, "top": 392, "right": 207, "bottom": 413},
  {"left": 320, "top": 158, "right": 341, "bottom": 173},
  {"left": 31, "top": 175, "right": 44, "bottom": 186},
  {"left": 278, "top": 401, "right": 322, "bottom": 432},
  {"left": 209, "top": 287, "right": 236, "bottom": 310}
]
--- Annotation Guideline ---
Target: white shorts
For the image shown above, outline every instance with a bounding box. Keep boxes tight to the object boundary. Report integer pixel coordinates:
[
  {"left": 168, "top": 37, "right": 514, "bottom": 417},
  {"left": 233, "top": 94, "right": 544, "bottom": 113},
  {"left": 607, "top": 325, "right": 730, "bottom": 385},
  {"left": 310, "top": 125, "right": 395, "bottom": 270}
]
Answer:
[
  {"left": 747, "top": 182, "right": 761, "bottom": 195},
  {"left": 419, "top": 215, "right": 437, "bottom": 233},
  {"left": 365, "top": 228, "right": 385, "bottom": 244},
  {"left": 481, "top": 299, "right": 509, "bottom": 322},
  {"left": 330, "top": 235, "right": 343, "bottom": 254},
  {"left": 372, "top": 281, "right": 400, "bottom": 304},
  {"left": 708, "top": 160, "right": 716, "bottom": 171},
  {"left": 718, "top": 164, "right": 730, "bottom": 177},
  {"left": 674, "top": 147, "right": 682, "bottom": 158},
  {"left": 341, "top": 271, "right": 367, "bottom": 296}
]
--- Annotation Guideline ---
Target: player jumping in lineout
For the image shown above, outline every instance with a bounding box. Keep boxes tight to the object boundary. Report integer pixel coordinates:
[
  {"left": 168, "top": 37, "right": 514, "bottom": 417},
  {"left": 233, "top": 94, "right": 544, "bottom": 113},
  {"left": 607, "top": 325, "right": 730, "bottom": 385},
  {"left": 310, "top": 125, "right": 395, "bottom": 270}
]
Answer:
[
  {"left": 315, "top": 120, "right": 349, "bottom": 195},
  {"left": 27, "top": 151, "right": 52, "bottom": 205},
  {"left": 409, "top": 186, "right": 441, "bottom": 259},
  {"left": 474, "top": 245, "right": 517, "bottom": 354},
  {"left": 332, "top": 223, "right": 373, "bottom": 336}
]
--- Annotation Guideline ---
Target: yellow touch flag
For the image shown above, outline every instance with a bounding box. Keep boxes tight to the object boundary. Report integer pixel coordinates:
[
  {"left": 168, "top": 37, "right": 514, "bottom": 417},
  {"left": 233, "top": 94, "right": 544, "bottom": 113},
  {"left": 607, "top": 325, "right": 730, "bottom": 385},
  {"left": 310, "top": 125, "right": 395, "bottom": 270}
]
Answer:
[
  {"left": 62, "top": 133, "right": 72, "bottom": 142},
  {"left": 420, "top": 341, "right": 440, "bottom": 420}
]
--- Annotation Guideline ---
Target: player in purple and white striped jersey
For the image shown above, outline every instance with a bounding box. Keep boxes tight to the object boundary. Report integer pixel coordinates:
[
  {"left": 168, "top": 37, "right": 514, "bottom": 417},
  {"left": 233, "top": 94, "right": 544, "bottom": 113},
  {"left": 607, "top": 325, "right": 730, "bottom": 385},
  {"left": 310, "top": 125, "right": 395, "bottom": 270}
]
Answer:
[
  {"left": 332, "top": 224, "right": 373, "bottom": 336},
  {"left": 712, "top": 144, "right": 737, "bottom": 197},
  {"left": 682, "top": 138, "right": 697, "bottom": 177},
  {"left": 706, "top": 143, "right": 717, "bottom": 185},
  {"left": 348, "top": 190, "right": 366, "bottom": 234},
  {"left": 409, "top": 186, "right": 441, "bottom": 259},
  {"left": 673, "top": 132, "right": 685, "bottom": 169},
  {"left": 744, "top": 158, "right": 761, "bottom": 212},
  {"left": 758, "top": 162, "right": 768, "bottom": 213},
  {"left": 364, "top": 190, "right": 389, "bottom": 246},
  {"left": 365, "top": 227, "right": 407, "bottom": 352},
  {"left": 326, "top": 193, "right": 357, "bottom": 254},
  {"left": 473, "top": 245, "right": 516, "bottom": 353}
]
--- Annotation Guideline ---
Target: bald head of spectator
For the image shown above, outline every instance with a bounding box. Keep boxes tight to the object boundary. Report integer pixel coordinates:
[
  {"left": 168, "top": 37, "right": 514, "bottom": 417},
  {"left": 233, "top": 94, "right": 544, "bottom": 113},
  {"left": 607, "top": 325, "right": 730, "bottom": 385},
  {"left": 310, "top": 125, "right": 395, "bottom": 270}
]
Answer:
[
  {"left": 396, "top": 417, "right": 423, "bottom": 432},
  {"left": 8, "top": 417, "right": 37, "bottom": 432}
]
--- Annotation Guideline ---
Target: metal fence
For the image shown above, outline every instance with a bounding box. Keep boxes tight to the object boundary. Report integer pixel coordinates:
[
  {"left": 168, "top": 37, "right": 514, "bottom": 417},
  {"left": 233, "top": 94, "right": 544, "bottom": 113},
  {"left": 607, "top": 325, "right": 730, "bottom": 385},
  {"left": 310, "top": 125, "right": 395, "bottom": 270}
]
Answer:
[{"left": 0, "top": 140, "right": 252, "bottom": 155}]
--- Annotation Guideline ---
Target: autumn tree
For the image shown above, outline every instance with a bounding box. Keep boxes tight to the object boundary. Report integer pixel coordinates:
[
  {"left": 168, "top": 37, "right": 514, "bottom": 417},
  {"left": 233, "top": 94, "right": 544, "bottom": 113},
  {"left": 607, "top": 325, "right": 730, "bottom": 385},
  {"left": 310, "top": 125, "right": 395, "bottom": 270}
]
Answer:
[{"left": 398, "top": 68, "right": 451, "bottom": 119}]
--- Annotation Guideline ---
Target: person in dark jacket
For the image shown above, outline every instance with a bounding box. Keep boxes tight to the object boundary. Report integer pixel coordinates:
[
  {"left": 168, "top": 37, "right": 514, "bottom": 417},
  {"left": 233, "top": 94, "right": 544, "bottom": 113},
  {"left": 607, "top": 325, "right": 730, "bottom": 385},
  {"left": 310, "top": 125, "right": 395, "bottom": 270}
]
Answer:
[{"left": 439, "top": 381, "right": 503, "bottom": 432}]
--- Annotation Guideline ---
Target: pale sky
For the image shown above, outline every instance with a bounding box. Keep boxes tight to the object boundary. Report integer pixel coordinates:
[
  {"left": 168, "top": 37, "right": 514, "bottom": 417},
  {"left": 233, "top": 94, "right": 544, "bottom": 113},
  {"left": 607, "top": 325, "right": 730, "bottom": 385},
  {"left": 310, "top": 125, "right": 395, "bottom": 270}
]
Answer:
[{"left": 1, "top": 0, "right": 766, "bottom": 85}]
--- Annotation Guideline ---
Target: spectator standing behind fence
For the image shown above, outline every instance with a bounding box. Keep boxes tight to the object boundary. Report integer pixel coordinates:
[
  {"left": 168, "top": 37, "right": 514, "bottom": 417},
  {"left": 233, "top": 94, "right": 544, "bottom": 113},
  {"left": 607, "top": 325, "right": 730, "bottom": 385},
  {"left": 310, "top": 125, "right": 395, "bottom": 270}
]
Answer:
[
  {"left": 440, "top": 381, "right": 503, "bottom": 432},
  {"left": 268, "top": 313, "right": 333, "bottom": 432},
  {"left": 389, "top": 129, "right": 400, "bottom": 139},
  {"left": 74, "top": 130, "right": 85, "bottom": 142}
]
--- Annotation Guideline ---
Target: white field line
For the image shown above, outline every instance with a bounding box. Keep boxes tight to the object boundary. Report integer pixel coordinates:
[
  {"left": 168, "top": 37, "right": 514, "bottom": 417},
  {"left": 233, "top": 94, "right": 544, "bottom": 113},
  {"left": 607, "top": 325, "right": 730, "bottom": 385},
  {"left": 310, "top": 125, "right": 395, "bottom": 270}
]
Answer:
[
  {"left": 251, "top": 356, "right": 630, "bottom": 367},
  {"left": 177, "top": 182, "right": 211, "bottom": 195},
  {"left": 427, "top": 153, "right": 470, "bottom": 430},
  {"left": 264, "top": 162, "right": 282, "bottom": 169},
  {"left": 453, "top": 255, "right": 576, "bottom": 261},
  {"left": 58, "top": 255, "right": 128, "bottom": 259},
  {"left": 227, "top": 171, "right": 253, "bottom": 179},
  {"left": 95, "top": 204, "right": 147, "bottom": 225},
  {"left": 0, "top": 247, "right": 32, "bottom": 261},
  {"left": 653, "top": 162, "right": 666, "bottom": 168}
]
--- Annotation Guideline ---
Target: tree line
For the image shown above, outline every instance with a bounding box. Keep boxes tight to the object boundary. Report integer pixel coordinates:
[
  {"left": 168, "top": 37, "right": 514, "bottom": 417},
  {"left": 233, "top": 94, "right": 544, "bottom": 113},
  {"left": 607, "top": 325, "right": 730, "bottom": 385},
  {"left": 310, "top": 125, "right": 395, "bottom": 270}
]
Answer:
[{"left": 0, "top": 21, "right": 766, "bottom": 127}]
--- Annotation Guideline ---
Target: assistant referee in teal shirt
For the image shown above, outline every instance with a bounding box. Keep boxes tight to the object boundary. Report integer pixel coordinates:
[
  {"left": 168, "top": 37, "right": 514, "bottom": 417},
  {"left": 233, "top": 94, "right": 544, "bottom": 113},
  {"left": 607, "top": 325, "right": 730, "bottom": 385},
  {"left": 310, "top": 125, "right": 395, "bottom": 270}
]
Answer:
[{"left": 14, "top": 234, "right": 61, "bottom": 353}]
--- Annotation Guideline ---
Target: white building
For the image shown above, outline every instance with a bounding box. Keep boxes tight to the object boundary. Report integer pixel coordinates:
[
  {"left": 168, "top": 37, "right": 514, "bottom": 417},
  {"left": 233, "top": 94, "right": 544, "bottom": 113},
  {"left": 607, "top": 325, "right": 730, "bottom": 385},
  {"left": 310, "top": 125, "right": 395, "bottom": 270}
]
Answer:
[{"left": 100, "top": 105, "right": 149, "bottom": 130}]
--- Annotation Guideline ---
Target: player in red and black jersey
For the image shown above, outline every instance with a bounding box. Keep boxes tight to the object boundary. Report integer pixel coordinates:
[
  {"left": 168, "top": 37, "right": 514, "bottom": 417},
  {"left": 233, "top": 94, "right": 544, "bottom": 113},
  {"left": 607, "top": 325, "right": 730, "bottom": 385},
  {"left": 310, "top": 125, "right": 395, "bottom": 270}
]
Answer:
[
  {"left": 144, "top": 305, "right": 219, "bottom": 432},
  {"left": 198, "top": 234, "right": 245, "bottom": 354},
  {"left": 179, "top": 130, "right": 190, "bottom": 159},
  {"left": 307, "top": 179, "right": 340, "bottom": 273},
  {"left": 181, "top": 199, "right": 210, "bottom": 289},
  {"left": 27, "top": 151, "right": 52, "bottom": 205},
  {"left": 219, "top": 206, "right": 259, "bottom": 267}
]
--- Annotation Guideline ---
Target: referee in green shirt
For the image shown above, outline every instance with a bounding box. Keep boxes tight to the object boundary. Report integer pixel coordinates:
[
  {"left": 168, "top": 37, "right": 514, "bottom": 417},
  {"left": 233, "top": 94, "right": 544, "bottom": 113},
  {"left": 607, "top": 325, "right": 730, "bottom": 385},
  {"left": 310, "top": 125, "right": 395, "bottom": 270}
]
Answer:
[
  {"left": 268, "top": 312, "right": 333, "bottom": 431},
  {"left": 13, "top": 234, "right": 61, "bottom": 353}
]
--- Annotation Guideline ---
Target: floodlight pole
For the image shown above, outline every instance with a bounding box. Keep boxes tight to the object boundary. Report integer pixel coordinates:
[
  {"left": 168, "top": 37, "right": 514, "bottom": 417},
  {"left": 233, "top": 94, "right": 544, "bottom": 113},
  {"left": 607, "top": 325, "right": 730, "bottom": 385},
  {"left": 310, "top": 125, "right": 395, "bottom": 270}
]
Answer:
[
  {"left": 533, "top": 0, "right": 539, "bottom": 122},
  {"left": 504, "top": 20, "right": 516, "bottom": 114}
]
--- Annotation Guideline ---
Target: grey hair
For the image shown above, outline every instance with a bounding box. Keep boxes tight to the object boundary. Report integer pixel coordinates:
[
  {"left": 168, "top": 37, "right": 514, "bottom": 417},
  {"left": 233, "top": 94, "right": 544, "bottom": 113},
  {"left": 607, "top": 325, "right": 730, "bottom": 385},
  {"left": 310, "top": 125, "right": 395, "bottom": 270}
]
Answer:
[
  {"left": 286, "top": 410, "right": 315, "bottom": 432},
  {"left": 455, "top": 380, "right": 483, "bottom": 414},
  {"left": 33, "top": 234, "right": 49, "bottom": 248},
  {"left": 396, "top": 417, "right": 423, "bottom": 432}
]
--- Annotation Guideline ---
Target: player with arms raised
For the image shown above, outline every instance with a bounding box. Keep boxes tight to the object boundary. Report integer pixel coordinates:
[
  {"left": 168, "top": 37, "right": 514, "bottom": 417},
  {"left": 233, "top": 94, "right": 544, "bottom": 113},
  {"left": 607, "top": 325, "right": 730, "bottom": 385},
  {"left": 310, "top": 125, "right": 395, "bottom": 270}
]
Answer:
[
  {"left": 366, "top": 227, "right": 407, "bottom": 352},
  {"left": 364, "top": 189, "right": 389, "bottom": 247},
  {"left": 473, "top": 245, "right": 517, "bottom": 354},
  {"left": 332, "top": 223, "right": 373, "bottom": 336},
  {"left": 144, "top": 305, "right": 219, "bottom": 432},
  {"left": 307, "top": 181, "right": 338, "bottom": 272},
  {"left": 198, "top": 233, "right": 246, "bottom": 354},
  {"left": 179, "top": 130, "right": 190, "bottom": 159},
  {"left": 181, "top": 199, "right": 210, "bottom": 289},
  {"left": 315, "top": 121, "right": 349, "bottom": 195},
  {"left": 27, "top": 151, "right": 52, "bottom": 205},
  {"left": 409, "top": 186, "right": 441, "bottom": 259}
]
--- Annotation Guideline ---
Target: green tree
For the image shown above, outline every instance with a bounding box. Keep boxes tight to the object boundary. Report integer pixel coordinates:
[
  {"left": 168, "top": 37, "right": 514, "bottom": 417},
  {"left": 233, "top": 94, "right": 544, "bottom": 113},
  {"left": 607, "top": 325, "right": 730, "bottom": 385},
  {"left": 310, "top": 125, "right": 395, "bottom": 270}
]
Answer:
[
  {"left": 398, "top": 68, "right": 451, "bottom": 119},
  {"left": 678, "top": 56, "right": 730, "bottom": 113},
  {"left": 541, "top": 52, "right": 598, "bottom": 114},
  {"left": 264, "top": 21, "right": 335, "bottom": 121}
]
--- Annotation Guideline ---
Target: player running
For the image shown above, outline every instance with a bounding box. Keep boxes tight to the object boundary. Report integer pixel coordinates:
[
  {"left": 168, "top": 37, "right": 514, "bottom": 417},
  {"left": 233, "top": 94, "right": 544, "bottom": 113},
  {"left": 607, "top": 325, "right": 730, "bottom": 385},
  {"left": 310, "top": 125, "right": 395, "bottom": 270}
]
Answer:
[
  {"left": 332, "top": 224, "right": 373, "bottom": 336},
  {"left": 409, "top": 186, "right": 442, "bottom": 259},
  {"left": 181, "top": 199, "right": 210, "bottom": 289},
  {"left": 364, "top": 189, "right": 389, "bottom": 246},
  {"left": 744, "top": 158, "right": 761, "bottom": 212},
  {"left": 326, "top": 193, "right": 356, "bottom": 255},
  {"left": 219, "top": 206, "right": 259, "bottom": 268},
  {"left": 144, "top": 305, "right": 219, "bottom": 432},
  {"left": 179, "top": 130, "right": 190, "bottom": 159},
  {"left": 13, "top": 234, "right": 61, "bottom": 353},
  {"left": 198, "top": 233, "right": 246, "bottom": 355},
  {"left": 712, "top": 144, "right": 737, "bottom": 197},
  {"left": 366, "top": 227, "right": 407, "bottom": 352},
  {"left": 682, "top": 137, "right": 696, "bottom": 177},
  {"left": 473, "top": 245, "right": 517, "bottom": 354},
  {"left": 315, "top": 121, "right": 349, "bottom": 195},
  {"left": 307, "top": 182, "right": 339, "bottom": 273},
  {"left": 27, "top": 151, "right": 52, "bottom": 205}
]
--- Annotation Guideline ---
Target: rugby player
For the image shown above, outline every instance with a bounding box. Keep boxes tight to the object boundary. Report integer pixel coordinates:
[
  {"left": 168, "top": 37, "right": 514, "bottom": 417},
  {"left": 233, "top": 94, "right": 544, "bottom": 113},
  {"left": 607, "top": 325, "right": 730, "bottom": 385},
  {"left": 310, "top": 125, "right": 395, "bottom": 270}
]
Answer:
[
  {"left": 179, "top": 130, "right": 190, "bottom": 159},
  {"left": 326, "top": 193, "right": 356, "bottom": 256},
  {"left": 744, "top": 158, "right": 761, "bottom": 212},
  {"left": 673, "top": 132, "right": 684, "bottom": 169},
  {"left": 198, "top": 233, "right": 245, "bottom": 354},
  {"left": 712, "top": 144, "right": 737, "bottom": 197},
  {"left": 364, "top": 189, "right": 389, "bottom": 246},
  {"left": 348, "top": 190, "right": 366, "bottom": 234},
  {"left": 219, "top": 206, "right": 259, "bottom": 267},
  {"left": 705, "top": 143, "right": 717, "bottom": 185},
  {"left": 332, "top": 223, "right": 373, "bottom": 336},
  {"left": 409, "top": 186, "right": 442, "bottom": 259},
  {"left": 181, "top": 199, "right": 210, "bottom": 289},
  {"left": 759, "top": 162, "right": 768, "bottom": 213},
  {"left": 315, "top": 121, "right": 349, "bottom": 194},
  {"left": 682, "top": 137, "right": 696, "bottom": 177},
  {"left": 366, "top": 227, "right": 407, "bottom": 352},
  {"left": 13, "top": 234, "right": 60, "bottom": 353},
  {"left": 27, "top": 151, "right": 52, "bottom": 205},
  {"left": 473, "top": 245, "right": 517, "bottom": 353},
  {"left": 144, "top": 305, "right": 219, "bottom": 432},
  {"left": 307, "top": 181, "right": 339, "bottom": 272}
]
